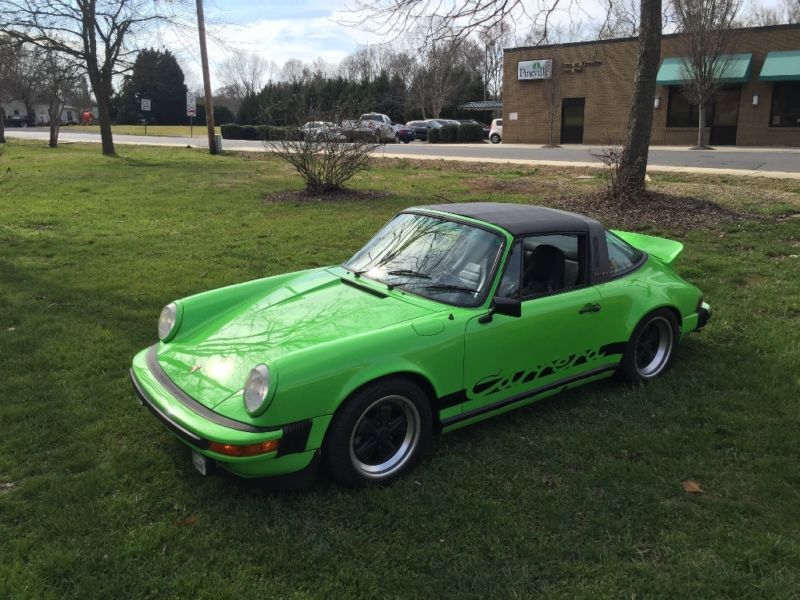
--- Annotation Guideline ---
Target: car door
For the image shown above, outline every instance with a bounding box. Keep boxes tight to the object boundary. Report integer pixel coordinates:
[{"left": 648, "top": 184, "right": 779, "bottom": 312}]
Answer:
[{"left": 460, "top": 233, "right": 607, "bottom": 419}]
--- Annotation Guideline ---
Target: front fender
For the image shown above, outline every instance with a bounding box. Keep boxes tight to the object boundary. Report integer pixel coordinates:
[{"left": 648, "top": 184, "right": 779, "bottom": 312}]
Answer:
[{"left": 256, "top": 315, "right": 467, "bottom": 426}]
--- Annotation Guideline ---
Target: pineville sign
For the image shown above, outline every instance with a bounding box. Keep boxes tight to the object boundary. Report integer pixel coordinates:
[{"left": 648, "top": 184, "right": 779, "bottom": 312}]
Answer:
[{"left": 517, "top": 59, "right": 553, "bottom": 80}]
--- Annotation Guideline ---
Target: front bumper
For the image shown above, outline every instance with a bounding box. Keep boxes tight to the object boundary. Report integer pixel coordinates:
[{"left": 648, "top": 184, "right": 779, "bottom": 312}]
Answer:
[
  {"left": 696, "top": 301, "right": 712, "bottom": 331},
  {"left": 130, "top": 346, "right": 327, "bottom": 478}
]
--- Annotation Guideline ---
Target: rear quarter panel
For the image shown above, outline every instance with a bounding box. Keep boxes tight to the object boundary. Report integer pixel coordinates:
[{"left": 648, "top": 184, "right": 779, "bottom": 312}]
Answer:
[{"left": 596, "top": 256, "right": 701, "bottom": 347}]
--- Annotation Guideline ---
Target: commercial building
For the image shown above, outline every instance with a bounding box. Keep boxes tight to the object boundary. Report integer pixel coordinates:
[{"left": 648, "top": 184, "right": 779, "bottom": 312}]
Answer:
[{"left": 502, "top": 23, "right": 800, "bottom": 146}]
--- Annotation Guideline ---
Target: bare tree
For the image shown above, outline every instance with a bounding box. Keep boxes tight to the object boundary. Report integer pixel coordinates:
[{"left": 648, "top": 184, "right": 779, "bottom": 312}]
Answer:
[
  {"left": 218, "top": 49, "right": 276, "bottom": 100},
  {"left": 0, "top": 35, "right": 21, "bottom": 143},
  {"left": 478, "top": 20, "right": 511, "bottom": 100},
  {"left": 342, "top": 0, "right": 665, "bottom": 201},
  {"left": 38, "top": 49, "right": 83, "bottom": 147},
  {"left": 281, "top": 58, "right": 307, "bottom": 84},
  {"left": 0, "top": 0, "right": 181, "bottom": 156},
  {"left": 740, "top": 0, "right": 800, "bottom": 25},
  {"left": 673, "top": 0, "right": 743, "bottom": 149},
  {"left": 270, "top": 127, "right": 381, "bottom": 194}
]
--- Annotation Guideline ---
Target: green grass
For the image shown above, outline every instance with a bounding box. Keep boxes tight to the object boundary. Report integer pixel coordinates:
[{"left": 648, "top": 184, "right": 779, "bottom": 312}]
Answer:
[
  {"left": 1, "top": 140, "right": 799, "bottom": 598},
  {"left": 61, "top": 125, "right": 221, "bottom": 137}
]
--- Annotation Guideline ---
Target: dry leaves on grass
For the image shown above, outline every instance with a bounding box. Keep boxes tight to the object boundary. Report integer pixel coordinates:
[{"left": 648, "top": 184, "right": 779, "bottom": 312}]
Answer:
[
  {"left": 175, "top": 516, "right": 198, "bottom": 527},
  {"left": 681, "top": 480, "right": 704, "bottom": 493}
]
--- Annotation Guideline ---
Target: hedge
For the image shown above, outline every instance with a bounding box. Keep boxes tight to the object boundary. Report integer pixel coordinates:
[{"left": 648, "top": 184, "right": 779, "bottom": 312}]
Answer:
[
  {"left": 220, "top": 123, "right": 301, "bottom": 141},
  {"left": 427, "top": 123, "right": 484, "bottom": 144}
]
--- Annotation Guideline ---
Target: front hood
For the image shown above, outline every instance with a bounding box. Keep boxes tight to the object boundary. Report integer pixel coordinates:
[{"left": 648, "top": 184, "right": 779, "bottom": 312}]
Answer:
[{"left": 157, "top": 269, "right": 433, "bottom": 408}]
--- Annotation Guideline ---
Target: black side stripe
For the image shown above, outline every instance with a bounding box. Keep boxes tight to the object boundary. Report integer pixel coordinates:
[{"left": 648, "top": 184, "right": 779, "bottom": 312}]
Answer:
[
  {"left": 441, "top": 365, "right": 617, "bottom": 428},
  {"left": 145, "top": 345, "right": 279, "bottom": 434}
]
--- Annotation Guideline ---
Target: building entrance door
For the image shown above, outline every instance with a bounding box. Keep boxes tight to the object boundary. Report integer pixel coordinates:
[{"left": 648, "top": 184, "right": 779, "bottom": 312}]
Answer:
[
  {"left": 710, "top": 87, "right": 741, "bottom": 146},
  {"left": 560, "top": 98, "right": 585, "bottom": 144}
]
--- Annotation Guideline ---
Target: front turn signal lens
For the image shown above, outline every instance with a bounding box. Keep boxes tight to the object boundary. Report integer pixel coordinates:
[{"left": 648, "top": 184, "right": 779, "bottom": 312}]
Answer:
[{"left": 207, "top": 439, "right": 279, "bottom": 457}]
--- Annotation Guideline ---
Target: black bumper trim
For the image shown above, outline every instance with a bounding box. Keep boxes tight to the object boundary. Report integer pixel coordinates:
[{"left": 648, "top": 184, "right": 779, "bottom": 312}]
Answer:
[
  {"left": 145, "top": 345, "right": 278, "bottom": 434},
  {"left": 696, "top": 307, "right": 711, "bottom": 330},
  {"left": 277, "top": 420, "right": 313, "bottom": 457},
  {"left": 131, "top": 369, "right": 209, "bottom": 450}
]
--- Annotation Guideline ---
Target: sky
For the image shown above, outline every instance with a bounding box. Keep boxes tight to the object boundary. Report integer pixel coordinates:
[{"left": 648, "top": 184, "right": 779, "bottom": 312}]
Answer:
[{"left": 156, "top": 0, "right": 788, "bottom": 91}]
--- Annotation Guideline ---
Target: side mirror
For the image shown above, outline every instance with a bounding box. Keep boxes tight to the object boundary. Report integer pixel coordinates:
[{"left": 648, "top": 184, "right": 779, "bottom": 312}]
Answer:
[{"left": 478, "top": 297, "right": 521, "bottom": 324}]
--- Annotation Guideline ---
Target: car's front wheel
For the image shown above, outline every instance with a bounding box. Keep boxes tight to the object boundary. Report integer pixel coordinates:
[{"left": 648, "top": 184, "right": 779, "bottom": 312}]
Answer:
[
  {"left": 490, "top": 133, "right": 500, "bottom": 144},
  {"left": 619, "top": 309, "right": 679, "bottom": 383},
  {"left": 323, "top": 378, "right": 432, "bottom": 487}
]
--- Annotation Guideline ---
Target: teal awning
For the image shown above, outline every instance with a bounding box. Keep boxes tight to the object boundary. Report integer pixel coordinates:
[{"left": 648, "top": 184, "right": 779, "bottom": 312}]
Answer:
[
  {"left": 759, "top": 50, "right": 800, "bottom": 81},
  {"left": 656, "top": 53, "right": 753, "bottom": 85}
]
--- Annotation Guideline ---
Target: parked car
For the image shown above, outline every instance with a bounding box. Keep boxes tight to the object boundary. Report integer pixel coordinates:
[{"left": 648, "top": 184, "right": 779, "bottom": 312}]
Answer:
[
  {"left": 405, "top": 120, "right": 430, "bottom": 141},
  {"left": 459, "top": 119, "right": 491, "bottom": 139},
  {"left": 489, "top": 118, "right": 503, "bottom": 144},
  {"left": 393, "top": 123, "right": 415, "bottom": 143},
  {"left": 300, "top": 121, "right": 346, "bottom": 142},
  {"left": 131, "top": 202, "right": 711, "bottom": 487},
  {"left": 359, "top": 112, "right": 394, "bottom": 142}
]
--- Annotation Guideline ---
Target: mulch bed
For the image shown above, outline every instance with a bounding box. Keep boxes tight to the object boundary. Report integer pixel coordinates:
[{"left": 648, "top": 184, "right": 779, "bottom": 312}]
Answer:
[{"left": 551, "top": 191, "right": 753, "bottom": 232}]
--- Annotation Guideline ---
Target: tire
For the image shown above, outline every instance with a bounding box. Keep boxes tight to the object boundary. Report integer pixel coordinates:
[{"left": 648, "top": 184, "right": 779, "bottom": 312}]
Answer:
[
  {"left": 490, "top": 133, "right": 500, "bottom": 144},
  {"left": 323, "top": 377, "right": 432, "bottom": 487},
  {"left": 403, "top": 140, "right": 410, "bottom": 144},
  {"left": 619, "top": 309, "right": 679, "bottom": 383}
]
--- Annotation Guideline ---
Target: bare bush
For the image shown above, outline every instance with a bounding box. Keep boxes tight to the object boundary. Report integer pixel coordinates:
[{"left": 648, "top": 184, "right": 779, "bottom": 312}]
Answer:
[{"left": 270, "top": 131, "right": 382, "bottom": 195}]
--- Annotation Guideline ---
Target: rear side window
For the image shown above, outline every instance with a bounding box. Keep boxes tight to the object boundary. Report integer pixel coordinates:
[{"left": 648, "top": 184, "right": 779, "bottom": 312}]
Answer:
[{"left": 606, "top": 232, "right": 643, "bottom": 276}]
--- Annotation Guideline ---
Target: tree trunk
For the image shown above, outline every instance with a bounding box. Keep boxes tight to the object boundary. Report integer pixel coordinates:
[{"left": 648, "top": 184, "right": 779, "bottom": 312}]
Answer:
[
  {"left": 0, "top": 107, "right": 6, "bottom": 144},
  {"left": 48, "top": 104, "right": 60, "bottom": 148},
  {"left": 697, "top": 105, "right": 704, "bottom": 148},
  {"left": 617, "top": 0, "right": 662, "bottom": 200},
  {"left": 87, "top": 66, "right": 116, "bottom": 156}
]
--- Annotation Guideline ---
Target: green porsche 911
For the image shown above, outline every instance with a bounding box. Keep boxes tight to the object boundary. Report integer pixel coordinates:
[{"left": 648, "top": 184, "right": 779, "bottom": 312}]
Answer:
[{"left": 131, "top": 203, "right": 711, "bottom": 487}]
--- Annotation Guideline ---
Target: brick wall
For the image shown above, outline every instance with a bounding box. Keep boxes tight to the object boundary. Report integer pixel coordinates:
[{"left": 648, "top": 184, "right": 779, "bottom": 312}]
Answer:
[{"left": 502, "top": 24, "right": 800, "bottom": 147}]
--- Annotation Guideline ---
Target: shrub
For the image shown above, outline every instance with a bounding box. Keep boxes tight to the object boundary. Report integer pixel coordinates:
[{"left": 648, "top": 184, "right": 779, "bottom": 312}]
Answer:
[
  {"left": 444, "top": 125, "right": 460, "bottom": 143},
  {"left": 271, "top": 135, "right": 381, "bottom": 194},
  {"left": 240, "top": 125, "right": 258, "bottom": 140},
  {"left": 458, "top": 123, "right": 484, "bottom": 143},
  {"left": 220, "top": 123, "right": 241, "bottom": 139}
]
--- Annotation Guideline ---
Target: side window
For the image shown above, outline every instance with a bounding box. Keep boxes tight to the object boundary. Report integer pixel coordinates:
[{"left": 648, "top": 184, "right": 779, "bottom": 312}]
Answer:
[
  {"left": 496, "top": 242, "right": 522, "bottom": 299},
  {"left": 520, "top": 234, "right": 584, "bottom": 298},
  {"left": 606, "top": 231, "right": 643, "bottom": 276}
]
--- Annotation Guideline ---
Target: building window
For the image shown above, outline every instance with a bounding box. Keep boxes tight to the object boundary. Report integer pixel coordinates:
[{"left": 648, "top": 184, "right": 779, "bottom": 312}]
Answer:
[
  {"left": 770, "top": 82, "right": 800, "bottom": 127},
  {"left": 666, "top": 86, "right": 714, "bottom": 127}
]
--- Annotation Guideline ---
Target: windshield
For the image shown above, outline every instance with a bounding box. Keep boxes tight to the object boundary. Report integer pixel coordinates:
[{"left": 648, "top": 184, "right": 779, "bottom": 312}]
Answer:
[{"left": 343, "top": 213, "right": 504, "bottom": 307}]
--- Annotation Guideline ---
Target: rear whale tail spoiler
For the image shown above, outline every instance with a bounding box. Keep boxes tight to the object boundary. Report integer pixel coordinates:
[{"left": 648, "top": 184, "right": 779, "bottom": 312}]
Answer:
[{"left": 611, "top": 229, "right": 684, "bottom": 266}]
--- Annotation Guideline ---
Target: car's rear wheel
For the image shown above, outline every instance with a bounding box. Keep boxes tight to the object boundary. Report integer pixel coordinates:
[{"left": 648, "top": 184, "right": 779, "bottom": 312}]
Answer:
[
  {"left": 619, "top": 309, "right": 679, "bottom": 383},
  {"left": 323, "top": 378, "right": 432, "bottom": 487},
  {"left": 490, "top": 133, "right": 500, "bottom": 144}
]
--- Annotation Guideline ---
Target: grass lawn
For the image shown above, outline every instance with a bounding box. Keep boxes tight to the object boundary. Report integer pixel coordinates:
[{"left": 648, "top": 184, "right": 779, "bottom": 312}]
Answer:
[
  {"left": 61, "top": 124, "right": 221, "bottom": 138},
  {"left": 1, "top": 140, "right": 799, "bottom": 598}
]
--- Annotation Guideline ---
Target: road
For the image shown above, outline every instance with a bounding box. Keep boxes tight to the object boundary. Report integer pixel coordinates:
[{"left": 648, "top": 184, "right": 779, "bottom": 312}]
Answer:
[{"left": 7, "top": 128, "right": 800, "bottom": 178}]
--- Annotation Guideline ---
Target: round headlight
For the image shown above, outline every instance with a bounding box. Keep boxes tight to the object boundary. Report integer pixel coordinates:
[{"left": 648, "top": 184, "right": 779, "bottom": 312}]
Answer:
[
  {"left": 243, "top": 364, "right": 270, "bottom": 415},
  {"left": 158, "top": 302, "right": 178, "bottom": 341}
]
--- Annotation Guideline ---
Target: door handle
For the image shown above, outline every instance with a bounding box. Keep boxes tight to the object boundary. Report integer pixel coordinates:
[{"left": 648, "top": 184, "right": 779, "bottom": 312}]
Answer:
[{"left": 579, "top": 303, "right": 601, "bottom": 314}]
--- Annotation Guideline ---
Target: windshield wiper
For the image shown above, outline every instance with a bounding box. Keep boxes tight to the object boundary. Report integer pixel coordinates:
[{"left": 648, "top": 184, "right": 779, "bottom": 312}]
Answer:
[
  {"left": 424, "top": 283, "right": 479, "bottom": 295},
  {"left": 386, "top": 269, "right": 430, "bottom": 279}
]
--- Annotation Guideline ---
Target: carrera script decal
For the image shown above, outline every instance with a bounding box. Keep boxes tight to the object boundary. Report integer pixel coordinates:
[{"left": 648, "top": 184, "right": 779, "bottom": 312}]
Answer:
[{"left": 471, "top": 342, "right": 626, "bottom": 397}]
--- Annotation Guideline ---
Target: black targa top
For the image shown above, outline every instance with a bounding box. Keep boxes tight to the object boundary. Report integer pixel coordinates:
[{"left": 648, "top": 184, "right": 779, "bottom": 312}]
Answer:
[{"left": 411, "top": 202, "right": 612, "bottom": 284}]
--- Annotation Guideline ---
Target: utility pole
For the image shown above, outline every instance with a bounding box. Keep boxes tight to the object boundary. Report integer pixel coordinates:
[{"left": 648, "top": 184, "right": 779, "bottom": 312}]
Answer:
[{"left": 195, "top": 0, "right": 219, "bottom": 155}]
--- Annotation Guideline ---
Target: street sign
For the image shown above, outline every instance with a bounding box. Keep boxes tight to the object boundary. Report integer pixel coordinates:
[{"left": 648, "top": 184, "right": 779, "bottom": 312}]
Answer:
[
  {"left": 141, "top": 98, "right": 151, "bottom": 111},
  {"left": 186, "top": 92, "right": 196, "bottom": 117}
]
